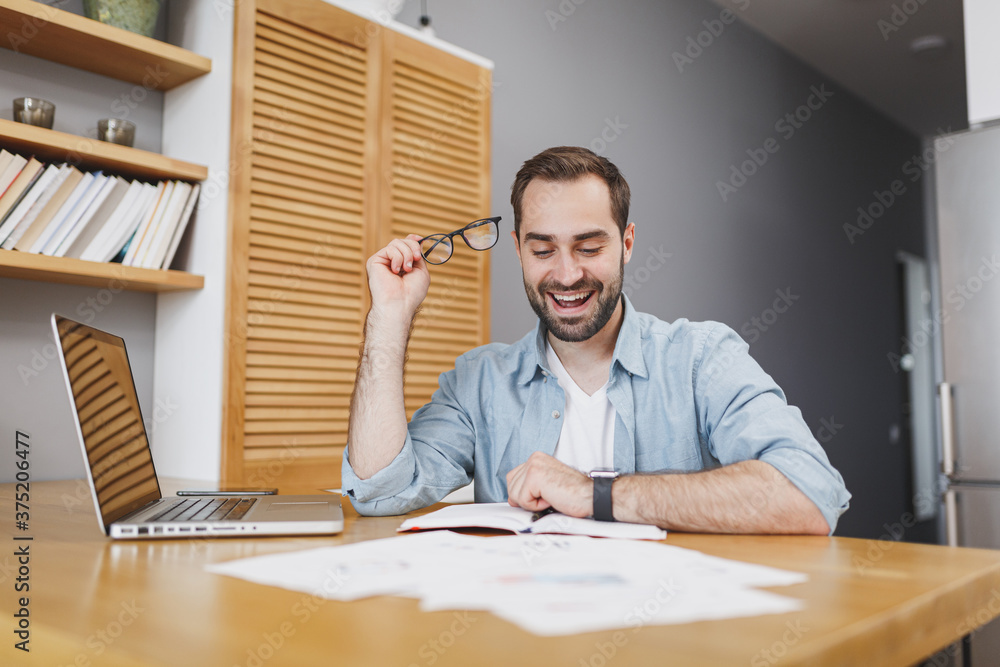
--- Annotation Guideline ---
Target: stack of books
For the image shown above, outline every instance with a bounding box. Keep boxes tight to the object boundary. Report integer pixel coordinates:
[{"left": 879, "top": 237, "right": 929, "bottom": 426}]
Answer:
[{"left": 0, "top": 148, "right": 200, "bottom": 270}]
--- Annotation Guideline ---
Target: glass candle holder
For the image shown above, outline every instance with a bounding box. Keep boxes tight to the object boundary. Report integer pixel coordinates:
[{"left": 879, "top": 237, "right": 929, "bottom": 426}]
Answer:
[
  {"left": 97, "top": 118, "right": 136, "bottom": 147},
  {"left": 13, "top": 98, "right": 55, "bottom": 129}
]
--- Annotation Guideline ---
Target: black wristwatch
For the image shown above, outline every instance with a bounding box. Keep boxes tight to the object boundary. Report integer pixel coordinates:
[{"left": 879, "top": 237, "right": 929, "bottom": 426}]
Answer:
[{"left": 589, "top": 469, "right": 619, "bottom": 522}]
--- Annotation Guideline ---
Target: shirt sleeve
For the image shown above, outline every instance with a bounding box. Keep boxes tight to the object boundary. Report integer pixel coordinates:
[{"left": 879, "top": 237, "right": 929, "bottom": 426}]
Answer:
[
  {"left": 341, "top": 360, "right": 477, "bottom": 516},
  {"left": 693, "top": 324, "right": 851, "bottom": 534}
]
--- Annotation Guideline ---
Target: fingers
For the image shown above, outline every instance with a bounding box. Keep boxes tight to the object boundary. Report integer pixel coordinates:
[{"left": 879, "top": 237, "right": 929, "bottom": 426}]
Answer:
[
  {"left": 506, "top": 453, "right": 591, "bottom": 516},
  {"left": 371, "top": 236, "right": 424, "bottom": 275},
  {"left": 505, "top": 464, "right": 523, "bottom": 507},
  {"left": 505, "top": 459, "right": 552, "bottom": 512}
]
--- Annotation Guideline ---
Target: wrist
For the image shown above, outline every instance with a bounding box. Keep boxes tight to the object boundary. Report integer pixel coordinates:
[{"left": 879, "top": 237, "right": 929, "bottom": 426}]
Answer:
[
  {"left": 365, "top": 306, "right": 415, "bottom": 343},
  {"left": 361, "top": 313, "right": 412, "bottom": 370},
  {"left": 589, "top": 469, "right": 619, "bottom": 522}
]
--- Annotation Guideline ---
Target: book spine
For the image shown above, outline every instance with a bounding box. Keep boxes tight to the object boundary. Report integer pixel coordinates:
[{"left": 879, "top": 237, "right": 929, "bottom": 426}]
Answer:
[{"left": 0, "top": 150, "right": 201, "bottom": 273}]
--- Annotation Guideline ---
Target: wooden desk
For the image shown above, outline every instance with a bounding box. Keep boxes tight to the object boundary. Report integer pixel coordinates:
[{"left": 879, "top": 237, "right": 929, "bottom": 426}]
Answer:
[{"left": 3, "top": 479, "right": 1000, "bottom": 666}]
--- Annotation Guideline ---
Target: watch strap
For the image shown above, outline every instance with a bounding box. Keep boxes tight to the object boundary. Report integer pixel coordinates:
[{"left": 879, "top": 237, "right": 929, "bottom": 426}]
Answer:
[{"left": 593, "top": 475, "right": 615, "bottom": 522}]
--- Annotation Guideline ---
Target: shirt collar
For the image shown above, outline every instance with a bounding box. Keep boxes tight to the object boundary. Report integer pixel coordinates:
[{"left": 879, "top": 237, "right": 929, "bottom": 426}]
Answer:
[
  {"left": 517, "top": 294, "right": 648, "bottom": 385},
  {"left": 611, "top": 295, "right": 648, "bottom": 379}
]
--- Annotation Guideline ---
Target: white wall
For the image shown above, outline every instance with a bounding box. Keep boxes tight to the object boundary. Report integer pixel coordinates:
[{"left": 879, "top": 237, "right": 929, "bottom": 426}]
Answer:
[
  {"left": 965, "top": 0, "right": 1000, "bottom": 126},
  {"left": 0, "top": 283, "right": 155, "bottom": 481},
  {"left": 152, "top": 0, "right": 235, "bottom": 481}
]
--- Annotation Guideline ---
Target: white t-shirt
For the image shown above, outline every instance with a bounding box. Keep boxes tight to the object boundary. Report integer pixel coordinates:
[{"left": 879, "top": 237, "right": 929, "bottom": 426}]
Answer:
[{"left": 546, "top": 342, "right": 616, "bottom": 473}]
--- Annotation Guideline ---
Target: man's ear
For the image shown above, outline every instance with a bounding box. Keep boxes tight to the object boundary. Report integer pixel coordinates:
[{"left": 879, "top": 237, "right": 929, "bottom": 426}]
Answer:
[
  {"left": 511, "top": 229, "right": 522, "bottom": 265},
  {"left": 622, "top": 223, "right": 636, "bottom": 265}
]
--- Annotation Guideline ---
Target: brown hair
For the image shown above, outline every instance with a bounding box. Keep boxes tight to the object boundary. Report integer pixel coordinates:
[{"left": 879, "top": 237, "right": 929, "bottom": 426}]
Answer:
[{"left": 510, "top": 146, "right": 630, "bottom": 238}]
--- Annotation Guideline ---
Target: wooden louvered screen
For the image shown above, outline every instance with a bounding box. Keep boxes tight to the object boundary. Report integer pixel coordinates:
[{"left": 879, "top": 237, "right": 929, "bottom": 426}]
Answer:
[
  {"left": 224, "top": 0, "right": 379, "bottom": 488},
  {"left": 380, "top": 31, "right": 492, "bottom": 418},
  {"left": 224, "top": 0, "right": 491, "bottom": 490}
]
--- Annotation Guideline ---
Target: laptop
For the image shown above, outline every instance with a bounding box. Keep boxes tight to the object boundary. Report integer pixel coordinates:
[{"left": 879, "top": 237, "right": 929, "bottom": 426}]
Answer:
[{"left": 51, "top": 313, "right": 344, "bottom": 540}]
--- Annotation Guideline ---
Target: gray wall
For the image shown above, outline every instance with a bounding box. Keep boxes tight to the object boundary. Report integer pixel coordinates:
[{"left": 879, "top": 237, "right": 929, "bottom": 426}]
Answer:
[
  {"left": 397, "top": 0, "right": 928, "bottom": 539},
  {"left": 0, "top": 282, "right": 157, "bottom": 479}
]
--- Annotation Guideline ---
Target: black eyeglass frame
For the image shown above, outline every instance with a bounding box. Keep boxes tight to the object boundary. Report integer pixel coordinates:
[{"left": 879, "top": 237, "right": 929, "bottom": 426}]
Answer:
[{"left": 419, "top": 216, "right": 502, "bottom": 265}]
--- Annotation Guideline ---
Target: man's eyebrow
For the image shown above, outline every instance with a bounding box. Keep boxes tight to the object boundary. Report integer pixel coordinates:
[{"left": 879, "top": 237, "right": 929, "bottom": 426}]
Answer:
[
  {"left": 523, "top": 232, "right": 554, "bottom": 242},
  {"left": 523, "top": 230, "right": 612, "bottom": 242},
  {"left": 573, "top": 230, "right": 611, "bottom": 242}
]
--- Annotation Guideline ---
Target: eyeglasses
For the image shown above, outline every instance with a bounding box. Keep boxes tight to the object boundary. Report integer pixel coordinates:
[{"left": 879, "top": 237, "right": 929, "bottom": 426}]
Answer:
[{"left": 419, "top": 216, "right": 501, "bottom": 265}]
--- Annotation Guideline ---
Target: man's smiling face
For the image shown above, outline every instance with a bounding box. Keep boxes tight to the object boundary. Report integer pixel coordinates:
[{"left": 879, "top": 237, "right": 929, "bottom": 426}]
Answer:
[{"left": 514, "top": 174, "right": 634, "bottom": 343}]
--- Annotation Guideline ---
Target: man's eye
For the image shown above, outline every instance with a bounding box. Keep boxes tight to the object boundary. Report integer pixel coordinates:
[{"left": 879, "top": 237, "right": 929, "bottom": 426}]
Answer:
[
  {"left": 579, "top": 248, "right": 601, "bottom": 255},
  {"left": 532, "top": 249, "right": 554, "bottom": 258}
]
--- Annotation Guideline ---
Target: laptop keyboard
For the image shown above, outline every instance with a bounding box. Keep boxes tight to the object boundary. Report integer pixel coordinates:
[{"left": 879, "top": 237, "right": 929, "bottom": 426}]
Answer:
[{"left": 147, "top": 497, "right": 257, "bottom": 523}]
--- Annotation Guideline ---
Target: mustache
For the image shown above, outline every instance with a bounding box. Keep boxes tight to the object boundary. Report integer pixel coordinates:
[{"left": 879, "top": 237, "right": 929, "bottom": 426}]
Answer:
[{"left": 537, "top": 278, "right": 604, "bottom": 293}]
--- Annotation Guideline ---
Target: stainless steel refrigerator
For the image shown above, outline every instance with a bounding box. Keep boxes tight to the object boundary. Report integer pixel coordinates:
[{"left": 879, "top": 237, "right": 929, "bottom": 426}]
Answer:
[{"left": 935, "top": 121, "right": 1000, "bottom": 666}]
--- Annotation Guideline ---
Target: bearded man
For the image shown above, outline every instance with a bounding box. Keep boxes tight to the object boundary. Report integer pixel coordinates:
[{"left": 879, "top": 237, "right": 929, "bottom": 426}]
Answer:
[{"left": 342, "top": 146, "right": 849, "bottom": 534}]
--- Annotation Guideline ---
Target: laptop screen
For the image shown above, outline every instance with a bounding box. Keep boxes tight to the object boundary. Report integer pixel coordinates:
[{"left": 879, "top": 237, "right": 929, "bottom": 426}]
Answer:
[{"left": 54, "top": 315, "right": 161, "bottom": 530}]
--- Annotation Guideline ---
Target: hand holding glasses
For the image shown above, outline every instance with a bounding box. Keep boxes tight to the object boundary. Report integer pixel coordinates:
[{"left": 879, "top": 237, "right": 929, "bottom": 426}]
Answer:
[{"left": 419, "top": 217, "right": 501, "bottom": 265}]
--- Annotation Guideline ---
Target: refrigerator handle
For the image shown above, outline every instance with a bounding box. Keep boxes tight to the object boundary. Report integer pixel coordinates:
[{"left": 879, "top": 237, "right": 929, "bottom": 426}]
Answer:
[
  {"left": 938, "top": 382, "right": 956, "bottom": 477},
  {"left": 938, "top": 382, "right": 959, "bottom": 547},
  {"left": 944, "top": 489, "right": 959, "bottom": 547}
]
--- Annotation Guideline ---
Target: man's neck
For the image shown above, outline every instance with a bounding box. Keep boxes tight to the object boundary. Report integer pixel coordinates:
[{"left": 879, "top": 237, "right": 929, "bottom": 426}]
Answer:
[{"left": 546, "top": 299, "right": 625, "bottom": 394}]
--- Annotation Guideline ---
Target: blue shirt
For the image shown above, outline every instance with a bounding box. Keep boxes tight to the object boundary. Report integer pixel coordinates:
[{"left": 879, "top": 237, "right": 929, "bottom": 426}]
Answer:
[{"left": 342, "top": 296, "right": 851, "bottom": 533}]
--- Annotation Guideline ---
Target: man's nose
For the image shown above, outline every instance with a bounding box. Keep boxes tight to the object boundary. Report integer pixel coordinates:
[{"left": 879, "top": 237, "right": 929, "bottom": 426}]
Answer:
[{"left": 552, "top": 252, "right": 584, "bottom": 287}]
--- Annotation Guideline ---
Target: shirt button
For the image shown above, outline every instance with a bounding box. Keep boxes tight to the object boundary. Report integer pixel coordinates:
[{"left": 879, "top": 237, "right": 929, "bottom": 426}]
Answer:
[{"left": 552, "top": 410, "right": 561, "bottom": 419}]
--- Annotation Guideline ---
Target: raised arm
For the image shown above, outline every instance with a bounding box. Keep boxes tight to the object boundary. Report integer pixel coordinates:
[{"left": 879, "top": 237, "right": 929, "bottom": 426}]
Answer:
[{"left": 348, "top": 235, "right": 429, "bottom": 480}]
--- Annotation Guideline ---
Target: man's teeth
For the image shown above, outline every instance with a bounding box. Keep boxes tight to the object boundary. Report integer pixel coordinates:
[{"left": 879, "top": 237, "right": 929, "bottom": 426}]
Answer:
[{"left": 554, "top": 293, "right": 589, "bottom": 305}]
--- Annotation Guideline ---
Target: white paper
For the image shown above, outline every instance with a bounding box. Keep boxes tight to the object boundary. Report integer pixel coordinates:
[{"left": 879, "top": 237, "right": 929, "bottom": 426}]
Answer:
[{"left": 207, "top": 530, "right": 806, "bottom": 636}]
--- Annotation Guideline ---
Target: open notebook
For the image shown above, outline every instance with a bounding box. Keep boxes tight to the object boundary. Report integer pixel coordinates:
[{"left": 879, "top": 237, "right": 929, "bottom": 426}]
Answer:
[{"left": 398, "top": 503, "right": 666, "bottom": 540}]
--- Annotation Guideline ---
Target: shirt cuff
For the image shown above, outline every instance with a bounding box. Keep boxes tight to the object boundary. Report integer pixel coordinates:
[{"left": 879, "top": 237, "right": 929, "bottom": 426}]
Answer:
[
  {"left": 341, "top": 436, "right": 417, "bottom": 505},
  {"left": 760, "top": 447, "right": 851, "bottom": 535}
]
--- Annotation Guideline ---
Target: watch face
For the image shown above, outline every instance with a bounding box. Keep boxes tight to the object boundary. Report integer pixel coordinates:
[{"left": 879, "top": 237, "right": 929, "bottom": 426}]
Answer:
[{"left": 590, "top": 469, "right": 618, "bottom": 479}]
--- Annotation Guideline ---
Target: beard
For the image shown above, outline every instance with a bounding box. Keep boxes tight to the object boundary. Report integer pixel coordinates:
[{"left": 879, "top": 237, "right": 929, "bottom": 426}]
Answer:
[{"left": 522, "top": 256, "right": 625, "bottom": 343}]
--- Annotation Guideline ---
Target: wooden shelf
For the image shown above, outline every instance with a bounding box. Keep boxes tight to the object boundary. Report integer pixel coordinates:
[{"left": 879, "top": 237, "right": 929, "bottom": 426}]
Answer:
[
  {"left": 0, "top": 119, "right": 208, "bottom": 182},
  {"left": 0, "top": 2, "right": 210, "bottom": 294},
  {"left": 0, "top": 250, "right": 203, "bottom": 292},
  {"left": 0, "top": 0, "right": 211, "bottom": 90}
]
